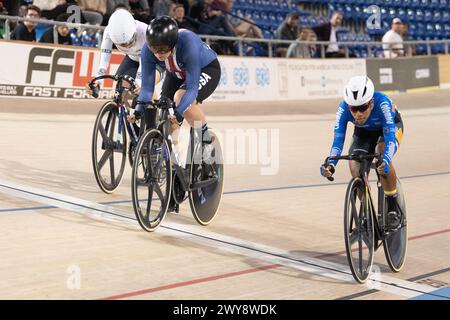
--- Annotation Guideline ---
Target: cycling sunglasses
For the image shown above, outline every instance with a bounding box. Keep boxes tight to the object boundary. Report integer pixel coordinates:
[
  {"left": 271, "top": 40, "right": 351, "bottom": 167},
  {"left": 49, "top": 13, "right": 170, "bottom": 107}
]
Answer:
[
  {"left": 348, "top": 101, "right": 371, "bottom": 113},
  {"left": 118, "top": 32, "right": 136, "bottom": 48},
  {"left": 150, "top": 46, "right": 172, "bottom": 54}
]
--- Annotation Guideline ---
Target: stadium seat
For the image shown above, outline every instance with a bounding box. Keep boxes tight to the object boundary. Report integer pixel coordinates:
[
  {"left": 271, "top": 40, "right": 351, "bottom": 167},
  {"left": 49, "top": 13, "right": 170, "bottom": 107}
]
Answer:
[
  {"left": 439, "top": 0, "right": 449, "bottom": 9},
  {"left": 424, "top": 10, "right": 432, "bottom": 22},
  {"left": 35, "top": 24, "right": 51, "bottom": 41}
]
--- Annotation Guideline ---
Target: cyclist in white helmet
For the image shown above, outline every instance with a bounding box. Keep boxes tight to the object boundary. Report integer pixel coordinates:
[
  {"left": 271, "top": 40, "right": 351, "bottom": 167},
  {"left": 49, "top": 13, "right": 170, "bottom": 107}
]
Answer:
[
  {"left": 86, "top": 8, "right": 163, "bottom": 102},
  {"left": 321, "top": 75, "right": 405, "bottom": 230}
]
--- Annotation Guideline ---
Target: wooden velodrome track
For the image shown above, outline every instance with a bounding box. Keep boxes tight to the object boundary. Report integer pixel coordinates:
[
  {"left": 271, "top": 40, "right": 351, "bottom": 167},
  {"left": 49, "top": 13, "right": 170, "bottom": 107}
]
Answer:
[{"left": 0, "top": 89, "right": 449, "bottom": 300}]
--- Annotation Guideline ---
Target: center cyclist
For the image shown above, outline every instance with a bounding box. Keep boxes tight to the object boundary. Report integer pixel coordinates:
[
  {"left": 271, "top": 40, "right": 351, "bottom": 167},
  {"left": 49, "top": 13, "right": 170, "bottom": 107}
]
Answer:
[
  {"left": 130, "top": 15, "right": 221, "bottom": 159},
  {"left": 320, "top": 76, "right": 405, "bottom": 230}
]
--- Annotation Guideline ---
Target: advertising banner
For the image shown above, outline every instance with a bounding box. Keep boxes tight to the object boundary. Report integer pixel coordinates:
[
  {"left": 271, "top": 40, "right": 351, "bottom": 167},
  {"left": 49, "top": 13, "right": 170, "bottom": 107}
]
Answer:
[
  {"left": 366, "top": 56, "right": 440, "bottom": 92},
  {"left": 0, "top": 40, "right": 366, "bottom": 102},
  {"left": 0, "top": 40, "right": 124, "bottom": 99}
]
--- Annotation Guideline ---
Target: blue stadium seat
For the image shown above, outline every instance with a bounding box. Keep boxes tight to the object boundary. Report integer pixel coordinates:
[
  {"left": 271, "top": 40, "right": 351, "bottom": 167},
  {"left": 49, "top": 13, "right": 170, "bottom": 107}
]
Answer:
[
  {"left": 411, "top": 0, "right": 421, "bottom": 8},
  {"left": 432, "top": 10, "right": 441, "bottom": 23},
  {"left": 424, "top": 10, "right": 432, "bottom": 22},
  {"left": 351, "top": 5, "right": 363, "bottom": 19},
  {"left": 442, "top": 11, "right": 450, "bottom": 23},
  {"left": 388, "top": 7, "right": 398, "bottom": 19},
  {"left": 434, "top": 23, "right": 444, "bottom": 38},
  {"left": 397, "top": 8, "right": 406, "bottom": 21},
  {"left": 409, "top": 22, "right": 417, "bottom": 36},
  {"left": 416, "top": 22, "right": 425, "bottom": 37},
  {"left": 430, "top": 0, "right": 440, "bottom": 8},
  {"left": 35, "top": 24, "right": 51, "bottom": 41},
  {"left": 403, "top": 0, "right": 412, "bottom": 7},
  {"left": 444, "top": 24, "right": 450, "bottom": 37},
  {"left": 392, "top": 0, "right": 403, "bottom": 7},
  {"left": 426, "top": 22, "right": 435, "bottom": 37},
  {"left": 407, "top": 8, "right": 415, "bottom": 21},
  {"left": 439, "top": 0, "right": 449, "bottom": 9},
  {"left": 415, "top": 9, "right": 424, "bottom": 22},
  {"left": 420, "top": 0, "right": 430, "bottom": 8}
]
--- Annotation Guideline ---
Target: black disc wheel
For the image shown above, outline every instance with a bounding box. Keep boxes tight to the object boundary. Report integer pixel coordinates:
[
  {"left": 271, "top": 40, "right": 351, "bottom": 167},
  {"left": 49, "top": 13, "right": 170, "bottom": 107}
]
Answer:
[
  {"left": 383, "top": 178, "right": 408, "bottom": 272},
  {"left": 188, "top": 130, "right": 224, "bottom": 226}
]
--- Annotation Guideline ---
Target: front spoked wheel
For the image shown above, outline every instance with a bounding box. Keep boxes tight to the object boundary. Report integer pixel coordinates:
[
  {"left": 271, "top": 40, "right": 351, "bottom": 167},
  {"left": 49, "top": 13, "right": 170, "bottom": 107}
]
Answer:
[
  {"left": 344, "top": 178, "right": 375, "bottom": 283},
  {"left": 383, "top": 178, "right": 408, "bottom": 272},
  {"left": 131, "top": 129, "right": 172, "bottom": 232},
  {"left": 92, "top": 102, "right": 127, "bottom": 194},
  {"left": 188, "top": 130, "right": 224, "bottom": 226}
]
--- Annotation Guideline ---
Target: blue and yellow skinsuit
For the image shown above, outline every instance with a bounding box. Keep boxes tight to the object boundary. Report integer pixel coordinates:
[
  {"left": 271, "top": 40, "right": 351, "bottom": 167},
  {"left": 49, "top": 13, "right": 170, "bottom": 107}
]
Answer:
[{"left": 328, "top": 91, "right": 404, "bottom": 173}]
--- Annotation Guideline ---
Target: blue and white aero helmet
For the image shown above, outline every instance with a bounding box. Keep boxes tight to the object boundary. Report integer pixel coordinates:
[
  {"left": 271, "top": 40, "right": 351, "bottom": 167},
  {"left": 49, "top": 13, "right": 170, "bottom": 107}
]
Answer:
[{"left": 343, "top": 76, "right": 375, "bottom": 106}]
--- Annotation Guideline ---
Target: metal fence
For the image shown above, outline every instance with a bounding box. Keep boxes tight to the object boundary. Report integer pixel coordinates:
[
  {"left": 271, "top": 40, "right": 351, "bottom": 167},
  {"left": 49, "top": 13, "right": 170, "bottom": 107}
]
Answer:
[{"left": 1, "top": 14, "right": 449, "bottom": 58}]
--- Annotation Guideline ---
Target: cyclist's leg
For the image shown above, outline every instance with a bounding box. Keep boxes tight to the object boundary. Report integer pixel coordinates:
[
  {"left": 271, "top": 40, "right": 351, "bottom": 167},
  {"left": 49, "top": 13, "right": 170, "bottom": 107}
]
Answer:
[
  {"left": 348, "top": 127, "right": 378, "bottom": 178},
  {"left": 160, "top": 72, "right": 185, "bottom": 142},
  {"left": 115, "top": 55, "right": 139, "bottom": 91},
  {"left": 376, "top": 121, "right": 404, "bottom": 222},
  {"left": 142, "top": 67, "right": 164, "bottom": 131},
  {"left": 174, "top": 59, "right": 221, "bottom": 144}
]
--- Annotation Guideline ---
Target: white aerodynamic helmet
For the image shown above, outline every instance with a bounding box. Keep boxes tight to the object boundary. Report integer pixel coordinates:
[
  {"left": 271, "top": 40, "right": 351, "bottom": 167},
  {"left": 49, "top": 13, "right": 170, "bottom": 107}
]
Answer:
[
  {"left": 108, "top": 9, "right": 136, "bottom": 45},
  {"left": 343, "top": 76, "right": 375, "bottom": 106}
]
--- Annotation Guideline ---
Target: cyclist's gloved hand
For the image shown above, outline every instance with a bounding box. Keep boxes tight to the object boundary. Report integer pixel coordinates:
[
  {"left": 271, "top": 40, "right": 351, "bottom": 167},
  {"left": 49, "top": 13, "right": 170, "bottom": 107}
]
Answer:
[
  {"left": 128, "top": 102, "right": 145, "bottom": 124},
  {"left": 174, "top": 109, "right": 184, "bottom": 125},
  {"left": 320, "top": 163, "right": 335, "bottom": 181},
  {"left": 377, "top": 158, "right": 390, "bottom": 175}
]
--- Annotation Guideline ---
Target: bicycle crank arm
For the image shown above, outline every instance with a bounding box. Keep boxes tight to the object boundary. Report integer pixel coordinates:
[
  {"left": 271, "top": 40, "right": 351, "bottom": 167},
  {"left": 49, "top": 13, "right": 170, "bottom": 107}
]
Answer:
[{"left": 189, "top": 175, "right": 218, "bottom": 191}]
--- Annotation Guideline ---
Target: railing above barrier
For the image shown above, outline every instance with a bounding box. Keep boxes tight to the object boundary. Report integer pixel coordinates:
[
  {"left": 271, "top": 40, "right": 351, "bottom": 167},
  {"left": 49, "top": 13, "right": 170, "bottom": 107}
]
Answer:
[{"left": 1, "top": 14, "right": 449, "bottom": 58}]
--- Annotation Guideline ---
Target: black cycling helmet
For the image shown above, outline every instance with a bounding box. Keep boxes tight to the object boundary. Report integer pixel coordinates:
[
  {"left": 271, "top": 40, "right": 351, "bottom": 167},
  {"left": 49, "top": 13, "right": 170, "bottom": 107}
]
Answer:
[{"left": 146, "top": 16, "right": 178, "bottom": 51}]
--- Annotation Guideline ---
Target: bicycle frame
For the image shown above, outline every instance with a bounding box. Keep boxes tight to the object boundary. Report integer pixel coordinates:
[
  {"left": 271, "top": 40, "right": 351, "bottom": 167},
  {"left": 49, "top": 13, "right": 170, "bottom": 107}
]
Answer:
[
  {"left": 89, "top": 74, "right": 140, "bottom": 147},
  {"left": 149, "top": 100, "right": 217, "bottom": 193},
  {"left": 325, "top": 153, "right": 387, "bottom": 246}
]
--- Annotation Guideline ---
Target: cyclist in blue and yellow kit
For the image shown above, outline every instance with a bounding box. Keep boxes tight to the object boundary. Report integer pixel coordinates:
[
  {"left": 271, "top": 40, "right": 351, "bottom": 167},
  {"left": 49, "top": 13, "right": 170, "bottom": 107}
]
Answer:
[{"left": 320, "top": 76, "right": 404, "bottom": 229}]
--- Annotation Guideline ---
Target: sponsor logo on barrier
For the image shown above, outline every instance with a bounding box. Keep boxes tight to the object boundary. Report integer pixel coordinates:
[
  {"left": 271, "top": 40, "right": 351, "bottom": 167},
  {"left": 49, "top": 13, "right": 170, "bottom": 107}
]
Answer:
[
  {"left": 0, "top": 85, "right": 18, "bottom": 95},
  {"left": 415, "top": 68, "right": 430, "bottom": 79},
  {"left": 25, "top": 47, "right": 123, "bottom": 89},
  {"left": 233, "top": 63, "right": 249, "bottom": 87},
  {"left": 379, "top": 68, "right": 393, "bottom": 84},
  {"left": 219, "top": 66, "right": 227, "bottom": 86},
  {"left": 0, "top": 84, "right": 114, "bottom": 99},
  {"left": 255, "top": 64, "right": 270, "bottom": 87}
]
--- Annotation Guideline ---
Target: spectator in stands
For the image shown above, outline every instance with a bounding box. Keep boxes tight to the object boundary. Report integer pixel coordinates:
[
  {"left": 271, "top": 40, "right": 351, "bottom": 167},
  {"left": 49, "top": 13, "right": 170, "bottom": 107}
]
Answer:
[
  {"left": 312, "top": 11, "right": 345, "bottom": 58},
  {"left": 173, "top": 0, "right": 190, "bottom": 15},
  {"left": 400, "top": 21, "right": 414, "bottom": 55},
  {"left": 0, "top": 1, "right": 8, "bottom": 15},
  {"left": 275, "top": 11, "right": 299, "bottom": 57},
  {"left": 10, "top": 4, "right": 40, "bottom": 41},
  {"left": 5, "top": 0, "right": 21, "bottom": 17},
  {"left": 228, "top": 12, "right": 266, "bottom": 56},
  {"left": 192, "top": 0, "right": 237, "bottom": 54},
  {"left": 172, "top": 4, "right": 195, "bottom": 31},
  {"left": 103, "top": 1, "right": 131, "bottom": 25},
  {"left": 38, "top": 13, "right": 72, "bottom": 45},
  {"left": 287, "top": 27, "right": 317, "bottom": 58},
  {"left": 129, "top": 0, "right": 150, "bottom": 23},
  {"left": 33, "top": 0, "right": 74, "bottom": 21},
  {"left": 152, "top": 0, "right": 174, "bottom": 17},
  {"left": 382, "top": 17, "right": 404, "bottom": 58},
  {"left": 76, "top": 0, "right": 106, "bottom": 25}
]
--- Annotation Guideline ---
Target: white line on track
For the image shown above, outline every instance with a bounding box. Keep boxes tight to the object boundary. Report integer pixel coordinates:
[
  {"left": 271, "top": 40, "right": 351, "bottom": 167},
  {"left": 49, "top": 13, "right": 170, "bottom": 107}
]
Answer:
[{"left": 0, "top": 178, "right": 444, "bottom": 299}]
